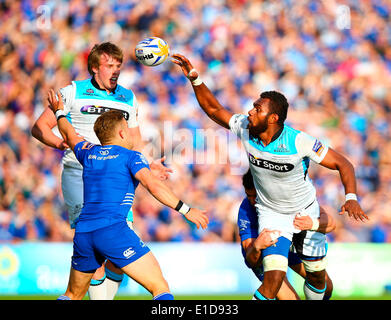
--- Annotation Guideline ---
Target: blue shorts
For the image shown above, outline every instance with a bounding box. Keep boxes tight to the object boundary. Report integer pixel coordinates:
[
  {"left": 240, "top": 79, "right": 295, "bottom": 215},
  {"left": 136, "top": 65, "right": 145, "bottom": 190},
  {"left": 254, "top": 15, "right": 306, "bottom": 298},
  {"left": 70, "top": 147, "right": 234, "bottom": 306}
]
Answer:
[
  {"left": 72, "top": 221, "right": 150, "bottom": 272},
  {"left": 261, "top": 236, "right": 292, "bottom": 260}
]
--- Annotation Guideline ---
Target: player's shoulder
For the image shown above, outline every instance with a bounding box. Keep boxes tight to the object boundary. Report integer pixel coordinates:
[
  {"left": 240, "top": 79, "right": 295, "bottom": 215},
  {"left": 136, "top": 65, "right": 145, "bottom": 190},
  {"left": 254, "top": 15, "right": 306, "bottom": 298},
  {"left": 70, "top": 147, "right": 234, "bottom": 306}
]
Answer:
[
  {"left": 238, "top": 198, "right": 255, "bottom": 219},
  {"left": 283, "top": 124, "right": 302, "bottom": 137},
  {"left": 72, "top": 78, "right": 91, "bottom": 88},
  {"left": 115, "top": 84, "right": 137, "bottom": 102},
  {"left": 75, "top": 141, "right": 97, "bottom": 151}
]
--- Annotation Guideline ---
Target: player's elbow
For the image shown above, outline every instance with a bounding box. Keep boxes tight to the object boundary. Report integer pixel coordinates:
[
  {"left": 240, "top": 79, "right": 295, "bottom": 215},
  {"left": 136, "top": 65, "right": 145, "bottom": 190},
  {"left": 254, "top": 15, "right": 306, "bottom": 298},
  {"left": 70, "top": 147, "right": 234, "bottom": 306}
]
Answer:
[{"left": 31, "top": 123, "right": 42, "bottom": 140}]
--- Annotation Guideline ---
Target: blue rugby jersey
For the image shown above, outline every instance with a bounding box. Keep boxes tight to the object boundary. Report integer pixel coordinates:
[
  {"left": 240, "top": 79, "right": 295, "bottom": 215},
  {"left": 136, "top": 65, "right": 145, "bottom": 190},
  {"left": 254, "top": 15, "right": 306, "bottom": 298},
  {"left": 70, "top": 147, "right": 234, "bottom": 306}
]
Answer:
[
  {"left": 237, "top": 198, "right": 259, "bottom": 268},
  {"left": 73, "top": 141, "right": 149, "bottom": 232}
]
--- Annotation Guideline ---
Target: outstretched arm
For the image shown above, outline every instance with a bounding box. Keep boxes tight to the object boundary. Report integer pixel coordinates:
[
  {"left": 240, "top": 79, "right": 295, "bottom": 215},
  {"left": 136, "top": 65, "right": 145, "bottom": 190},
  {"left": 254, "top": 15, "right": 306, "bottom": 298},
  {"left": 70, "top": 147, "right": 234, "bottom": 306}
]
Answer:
[
  {"left": 171, "top": 53, "right": 233, "bottom": 129},
  {"left": 319, "top": 147, "right": 368, "bottom": 222},
  {"left": 135, "top": 167, "right": 209, "bottom": 229},
  {"left": 46, "top": 89, "right": 84, "bottom": 151}
]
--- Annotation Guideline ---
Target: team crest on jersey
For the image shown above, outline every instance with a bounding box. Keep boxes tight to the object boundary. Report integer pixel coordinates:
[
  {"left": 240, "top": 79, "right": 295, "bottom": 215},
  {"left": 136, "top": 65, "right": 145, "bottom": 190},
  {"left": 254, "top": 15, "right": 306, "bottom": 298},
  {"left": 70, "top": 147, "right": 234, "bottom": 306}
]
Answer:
[
  {"left": 249, "top": 153, "right": 294, "bottom": 172},
  {"left": 115, "top": 94, "right": 127, "bottom": 102},
  {"left": 80, "top": 105, "right": 130, "bottom": 120},
  {"left": 274, "top": 143, "right": 289, "bottom": 153},
  {"left": 82, "top": 88, "right": 99, "bottom": 96}
]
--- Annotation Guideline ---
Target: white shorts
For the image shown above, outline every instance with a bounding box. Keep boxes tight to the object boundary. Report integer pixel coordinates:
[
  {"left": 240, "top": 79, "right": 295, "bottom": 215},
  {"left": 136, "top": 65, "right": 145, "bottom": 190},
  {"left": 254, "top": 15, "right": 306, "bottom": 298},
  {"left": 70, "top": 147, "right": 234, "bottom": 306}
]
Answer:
[
  {"left": 256, "top": 199, "right": 327, "bottom": 257},
  {"left": 61, "top": 165, "right": 84, "bottom": 229}
]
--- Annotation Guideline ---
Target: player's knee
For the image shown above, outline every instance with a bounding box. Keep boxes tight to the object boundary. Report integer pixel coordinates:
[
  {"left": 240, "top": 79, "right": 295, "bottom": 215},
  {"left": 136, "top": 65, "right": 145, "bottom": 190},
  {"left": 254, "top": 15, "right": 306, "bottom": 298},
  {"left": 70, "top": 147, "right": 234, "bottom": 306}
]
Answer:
[
  {"left": 263, "top": 254, "right": 288, "bottom": 272},
  {"left": 306, "top": 269, "right": 326, "bottom": 289},
  {"left": 302, "top": 256, "right": 327, "bottom": 273},
  {"left": 151, "top": 279, "right": 170, "bottom": 297}
]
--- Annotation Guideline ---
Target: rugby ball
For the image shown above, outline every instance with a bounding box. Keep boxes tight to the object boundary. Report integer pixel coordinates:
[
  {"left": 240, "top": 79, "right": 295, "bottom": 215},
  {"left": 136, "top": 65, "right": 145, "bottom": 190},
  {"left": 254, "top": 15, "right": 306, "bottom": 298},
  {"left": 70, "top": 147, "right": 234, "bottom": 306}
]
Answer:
[{"left": 135, "top": 37, "right": 170, "bottom": 66}]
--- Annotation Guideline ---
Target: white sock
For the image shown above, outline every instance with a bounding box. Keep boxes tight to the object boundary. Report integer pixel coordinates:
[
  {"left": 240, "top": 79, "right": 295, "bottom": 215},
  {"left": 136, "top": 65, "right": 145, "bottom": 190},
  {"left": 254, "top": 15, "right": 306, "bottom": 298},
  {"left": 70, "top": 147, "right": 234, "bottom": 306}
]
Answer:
[
  {"left": 304, "top": 281, "right": 326, "bottom": 300},
  {"left": 88, "top": 275, "right": 107, "bottom": 300},
  {"left": 105, "top": 267, "right": 124, "bottom": 300}
]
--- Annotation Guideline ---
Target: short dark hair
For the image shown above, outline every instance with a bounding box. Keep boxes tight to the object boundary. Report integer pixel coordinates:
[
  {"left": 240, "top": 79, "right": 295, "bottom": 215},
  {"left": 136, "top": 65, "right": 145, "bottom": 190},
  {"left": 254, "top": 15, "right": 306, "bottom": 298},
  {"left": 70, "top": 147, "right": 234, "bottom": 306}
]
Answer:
[
  {"left": 87, "top": 42, "right": 123, "bottom": 76},
  {"left": 242, "top": 169, "right": 255, "bottom": 190},
  {"left": 260, "top": 91, "right": 289, "bottom": 125},
  {"left": 94, "top": 110, "right": 125, "bottom": 145}
]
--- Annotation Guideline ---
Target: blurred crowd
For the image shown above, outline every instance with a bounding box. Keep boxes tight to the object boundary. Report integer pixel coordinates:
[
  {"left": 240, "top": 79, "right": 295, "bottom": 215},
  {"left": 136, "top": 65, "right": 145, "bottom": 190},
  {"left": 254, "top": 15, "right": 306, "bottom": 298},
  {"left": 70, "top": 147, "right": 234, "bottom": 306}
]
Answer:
[{"left": 0, "top": 0, "right": 390, "bottom": 244}]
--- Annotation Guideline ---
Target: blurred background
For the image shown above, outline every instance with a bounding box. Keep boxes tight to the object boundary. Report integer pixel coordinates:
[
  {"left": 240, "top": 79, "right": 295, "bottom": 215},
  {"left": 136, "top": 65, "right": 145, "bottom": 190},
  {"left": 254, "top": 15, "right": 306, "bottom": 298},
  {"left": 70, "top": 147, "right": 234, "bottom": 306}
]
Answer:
[{"left": 0, "top": 0, "right": 390, "bottom": 299}]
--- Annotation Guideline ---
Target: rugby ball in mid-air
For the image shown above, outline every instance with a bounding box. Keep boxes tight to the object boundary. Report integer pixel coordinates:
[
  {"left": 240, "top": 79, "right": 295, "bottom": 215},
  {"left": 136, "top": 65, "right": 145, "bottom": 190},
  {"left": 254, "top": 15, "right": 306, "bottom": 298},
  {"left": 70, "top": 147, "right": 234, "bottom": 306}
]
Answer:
[{"left": 135, "top": 37, "right": 170, "bottom": 66}]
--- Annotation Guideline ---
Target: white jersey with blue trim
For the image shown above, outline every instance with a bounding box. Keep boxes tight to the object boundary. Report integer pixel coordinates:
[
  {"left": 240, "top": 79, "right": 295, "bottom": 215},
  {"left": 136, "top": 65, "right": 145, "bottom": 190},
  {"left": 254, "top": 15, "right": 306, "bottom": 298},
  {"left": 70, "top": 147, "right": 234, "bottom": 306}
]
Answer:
[
  {"left": 229, "top": 114, "right": 329, "bottom": 214},
  {"left": 59, "top": 78, "right": 139, "bottom": 169}
]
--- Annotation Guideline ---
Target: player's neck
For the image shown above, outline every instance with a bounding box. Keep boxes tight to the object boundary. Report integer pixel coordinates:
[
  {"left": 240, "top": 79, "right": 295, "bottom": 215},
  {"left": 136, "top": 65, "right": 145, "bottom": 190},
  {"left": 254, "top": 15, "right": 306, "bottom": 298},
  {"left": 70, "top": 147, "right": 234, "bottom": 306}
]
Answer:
[
  {"left": 258, "top": 125, "right": 283, "bottom": 146},
  {"left": 103, "top": 139, "right": 131, "bottom": 150}
]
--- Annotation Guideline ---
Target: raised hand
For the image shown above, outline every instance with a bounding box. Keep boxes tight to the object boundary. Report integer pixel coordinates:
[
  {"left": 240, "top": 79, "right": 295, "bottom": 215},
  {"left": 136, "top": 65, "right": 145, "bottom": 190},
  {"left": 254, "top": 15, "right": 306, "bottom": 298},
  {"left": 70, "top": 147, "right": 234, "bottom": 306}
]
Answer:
[
  {"left": 171, "top": 53, "right": 199, "bottom": 81},
  {"left": 47, "top": 89, "right": 64, "bottom": 113}
]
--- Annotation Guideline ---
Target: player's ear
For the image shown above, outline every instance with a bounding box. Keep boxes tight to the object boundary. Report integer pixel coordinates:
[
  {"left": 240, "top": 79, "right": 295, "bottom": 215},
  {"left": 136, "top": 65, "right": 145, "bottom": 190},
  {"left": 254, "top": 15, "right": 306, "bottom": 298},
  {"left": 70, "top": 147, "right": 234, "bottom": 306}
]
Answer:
[
  {"left": 269, "top": 113, "right": 279, "bottom": 124},
  {"left": 118, "top": 129, "right": 125, "bottom": 140}
]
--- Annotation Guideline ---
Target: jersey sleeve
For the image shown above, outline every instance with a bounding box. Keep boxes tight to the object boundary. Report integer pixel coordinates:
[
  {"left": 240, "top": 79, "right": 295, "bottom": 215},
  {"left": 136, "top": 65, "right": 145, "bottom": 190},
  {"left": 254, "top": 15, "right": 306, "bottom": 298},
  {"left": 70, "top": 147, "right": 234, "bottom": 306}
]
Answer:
[
  {"left": 73, "top": 141, "right": 94, "bottom": 166},
  {"left": 126, "top": 93, "right": 139, "bottom": 128},
  {"left": 58, "top": 83, "right": 75, "bottom": 114},
  {"left": 295, "top": 132, "right": 329, "bottom": 163},
  {"left": 237, "top": 198, "right": 259, "bottom": 242},
  {"left": 128, "top": 151, "right": 150, "bottom": 176},
  {"left": 229, "top": 114, "right": 249, "bottom": 139}
]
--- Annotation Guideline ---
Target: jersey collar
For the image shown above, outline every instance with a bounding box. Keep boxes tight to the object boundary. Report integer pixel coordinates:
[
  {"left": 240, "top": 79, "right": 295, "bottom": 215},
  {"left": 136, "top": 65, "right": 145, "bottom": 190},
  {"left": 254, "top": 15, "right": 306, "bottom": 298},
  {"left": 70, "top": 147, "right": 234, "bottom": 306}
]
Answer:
[
  {"left": 91, "top": 76, "right": 118, "bottom": 94},
  {"left": 270, "top": 125, "right": 284, "bottom": 143},
  {"left": 250, "top": 125, "right": 284, "bottom": 147}
]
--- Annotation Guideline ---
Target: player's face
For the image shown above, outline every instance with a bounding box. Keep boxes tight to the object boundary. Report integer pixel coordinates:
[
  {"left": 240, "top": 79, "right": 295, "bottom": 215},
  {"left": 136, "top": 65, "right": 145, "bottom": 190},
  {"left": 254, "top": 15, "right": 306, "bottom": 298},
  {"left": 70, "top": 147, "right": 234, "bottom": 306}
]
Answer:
[
  {"left": 94, "top": 53, "right": 122, "bottom": 92},
  {"left": 247, "top": 98, "right": 271, "bottom": 136},
  {"left": 245, "top": 188, "right": 257, "bottom": 206}
]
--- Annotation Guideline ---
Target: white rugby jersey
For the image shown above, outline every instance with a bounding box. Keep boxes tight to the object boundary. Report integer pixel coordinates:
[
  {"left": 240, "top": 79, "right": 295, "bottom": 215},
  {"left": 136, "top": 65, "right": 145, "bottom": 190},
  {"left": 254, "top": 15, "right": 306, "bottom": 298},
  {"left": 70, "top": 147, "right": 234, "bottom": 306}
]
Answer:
[
  {"left": 59, "top": 78, "right": 139, "bottom": 168},
  {"left": 229, "top": 114, "right": 329, "bottom": 214}
]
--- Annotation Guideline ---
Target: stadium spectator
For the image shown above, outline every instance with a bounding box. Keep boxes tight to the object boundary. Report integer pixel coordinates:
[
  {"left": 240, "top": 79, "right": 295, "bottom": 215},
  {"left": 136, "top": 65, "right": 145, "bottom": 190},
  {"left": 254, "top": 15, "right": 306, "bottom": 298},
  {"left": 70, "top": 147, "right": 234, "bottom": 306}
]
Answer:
[{"left": 0, "top": 0, "right": 390, "bottom": 244}]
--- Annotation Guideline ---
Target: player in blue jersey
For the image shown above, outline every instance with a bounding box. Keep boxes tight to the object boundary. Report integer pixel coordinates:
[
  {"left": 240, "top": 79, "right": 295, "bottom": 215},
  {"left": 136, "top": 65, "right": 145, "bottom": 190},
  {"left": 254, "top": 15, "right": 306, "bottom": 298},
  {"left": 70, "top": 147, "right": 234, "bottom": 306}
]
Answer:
[
  {"left": 31, "top": 42, "right": 171, "bottom": 299},
  {"left": 47, "top": 90, "right": 209, "bottom": 300},
  {"left": 172, "top": 53, "right": 368, "bottom": 300},
  {"left": 239, "top": 169, "right": 335, "bottom": 300}
]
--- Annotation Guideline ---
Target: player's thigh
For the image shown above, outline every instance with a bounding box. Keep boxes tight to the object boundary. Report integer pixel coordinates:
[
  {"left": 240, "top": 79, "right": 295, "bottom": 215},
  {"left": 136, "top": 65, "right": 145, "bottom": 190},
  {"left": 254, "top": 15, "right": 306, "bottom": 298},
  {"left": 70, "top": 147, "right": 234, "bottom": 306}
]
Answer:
[
  {"left": 261, "top": 236, "right": 291, "bottom": 272},
  {"left": 61, "top": 166, "right": 83, "bottom": 228},
  {"left": 121, "top": 251, "right": 169, "bottom": 293}
]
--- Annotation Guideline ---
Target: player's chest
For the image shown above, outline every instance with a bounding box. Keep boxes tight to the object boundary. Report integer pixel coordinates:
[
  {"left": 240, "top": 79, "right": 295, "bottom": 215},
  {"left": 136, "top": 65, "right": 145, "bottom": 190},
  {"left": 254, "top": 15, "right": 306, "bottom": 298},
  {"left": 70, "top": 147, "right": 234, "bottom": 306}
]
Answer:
[
  {"left": 68, "top": 98, "right": 135, "bottom": 122},
  {"left": 244, "top": 140, "right": 303, "bottom": 174}
]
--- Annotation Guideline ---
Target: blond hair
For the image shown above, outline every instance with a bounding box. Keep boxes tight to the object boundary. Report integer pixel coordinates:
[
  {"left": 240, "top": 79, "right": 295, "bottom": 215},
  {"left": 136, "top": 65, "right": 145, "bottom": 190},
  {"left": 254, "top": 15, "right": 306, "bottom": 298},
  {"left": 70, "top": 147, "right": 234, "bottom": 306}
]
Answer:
[
  {"left": 87, "top": 42, "right": 123, "bottom": 76},
  {"left": 93, "top": 110, "right": 126, "bottom": 145}
]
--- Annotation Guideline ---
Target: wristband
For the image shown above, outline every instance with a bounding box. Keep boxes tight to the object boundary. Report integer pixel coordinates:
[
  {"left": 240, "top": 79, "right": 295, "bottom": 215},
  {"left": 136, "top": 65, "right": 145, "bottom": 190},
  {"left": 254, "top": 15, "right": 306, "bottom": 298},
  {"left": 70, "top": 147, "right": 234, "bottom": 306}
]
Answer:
[
  {"left": 187, "top": 68, "right": 203, "bottom": 86},
  {"left": 175, "top": 200, "right": 190, "bottom": 215},
  {"left": 310, "top": 217, "right": 320, "bottom": 231},
  {"left": 345, "top": 193, "right": 357, "bottom": 201},
  {"left": 55, "top": 109, "right": 66, "bottom": 120}
]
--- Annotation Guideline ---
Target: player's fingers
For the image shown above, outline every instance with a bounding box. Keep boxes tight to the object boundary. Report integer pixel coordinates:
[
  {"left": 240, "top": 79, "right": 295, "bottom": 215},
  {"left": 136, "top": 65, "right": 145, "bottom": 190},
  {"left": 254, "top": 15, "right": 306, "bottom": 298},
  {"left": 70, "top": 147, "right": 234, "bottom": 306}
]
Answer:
[
  {"left": 57, "top": 90, "right": 63, "bottom": 103},
  {"left": 47, "top": 89, "right": 54, "bottom": 103},
  {"left": 339, "top": 205, "right": 346, "bottom": 216},
  {"left": 171, "top": 58, "right": 182, "bottom": 66}
]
